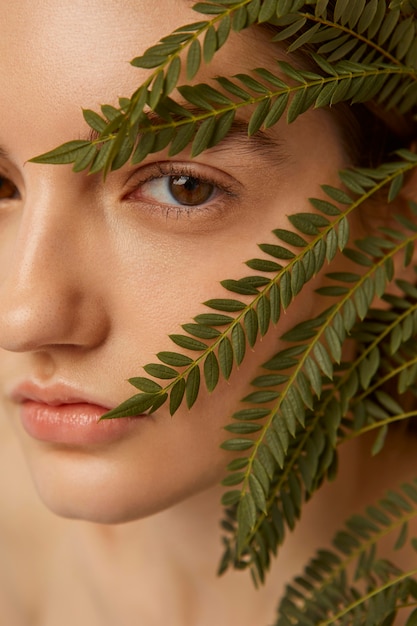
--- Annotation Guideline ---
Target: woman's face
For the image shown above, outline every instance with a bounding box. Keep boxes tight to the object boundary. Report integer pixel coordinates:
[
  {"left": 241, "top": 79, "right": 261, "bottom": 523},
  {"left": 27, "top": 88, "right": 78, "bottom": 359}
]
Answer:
[{"left": 0, "top": 0, "right": 347, "bottom": 522}]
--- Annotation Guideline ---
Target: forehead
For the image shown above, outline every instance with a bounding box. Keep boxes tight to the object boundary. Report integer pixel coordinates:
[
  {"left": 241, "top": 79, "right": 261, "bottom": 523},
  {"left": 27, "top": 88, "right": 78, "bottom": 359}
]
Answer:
[{"left": 0, "top": 0, "right": 277, "bottom": 160}]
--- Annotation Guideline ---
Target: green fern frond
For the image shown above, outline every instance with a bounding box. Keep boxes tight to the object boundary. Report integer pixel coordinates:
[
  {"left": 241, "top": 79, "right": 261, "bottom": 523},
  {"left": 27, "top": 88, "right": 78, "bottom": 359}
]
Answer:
[
  {"left": 29, "top": 60, "right": 415, "bottom": 172},
  {"left": 218, "top": 168, "right": 417, "bottom": 581},
  {"left": 275, "top": 480, "right": 417, "bottom": 625},
  {"left": 29, "top": 0, "right": 417, "bottom": 176},
  {"left": 23, "top": 0, "right": 417, "bottom": 617},
  {"left": 101, "top": 155, "right": 417, "bottom": 422}
]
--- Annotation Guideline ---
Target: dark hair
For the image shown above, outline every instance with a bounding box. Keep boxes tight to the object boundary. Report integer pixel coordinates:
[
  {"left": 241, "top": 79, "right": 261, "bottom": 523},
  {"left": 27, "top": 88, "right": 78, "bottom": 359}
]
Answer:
[{"left": 260, "top": 6, "right": 417, "bottom": 169}]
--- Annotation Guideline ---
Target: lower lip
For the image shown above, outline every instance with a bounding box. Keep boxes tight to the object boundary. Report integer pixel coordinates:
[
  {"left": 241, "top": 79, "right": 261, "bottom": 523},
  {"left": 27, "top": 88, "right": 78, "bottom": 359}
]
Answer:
[{"left": 20, "top": 401, "right": 144, "bottom": 445}]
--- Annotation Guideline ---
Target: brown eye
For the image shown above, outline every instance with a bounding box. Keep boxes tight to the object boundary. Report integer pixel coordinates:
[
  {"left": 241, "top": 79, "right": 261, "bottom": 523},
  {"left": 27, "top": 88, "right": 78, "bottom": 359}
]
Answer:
[
  {"left": 0, "top": 176, "right": 18, "bottom": 200},
  {"left": 169, "top": 175, "right": 214, "bottom": 206}
]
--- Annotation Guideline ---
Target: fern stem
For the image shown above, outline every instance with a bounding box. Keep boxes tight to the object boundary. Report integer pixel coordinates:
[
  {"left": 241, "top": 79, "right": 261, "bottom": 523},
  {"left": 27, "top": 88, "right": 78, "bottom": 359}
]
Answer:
[
  {"left": 346, "top": 407, "right": 417, "bottom": 438},
  {"left": 152, "top": 160, "right": 417, "bottom": 416},
  {"left": 299, "top": 510, "right": 417, "bottom": 614},
  {"left": 89, "top": 65, "right": 415, "bottom": 155},
  {"left": 299, "top": 12, "right": 417, "bottom": 76},
  {"left": 237, "top": 176, "right": 417, "bottom": 545},
  {"left": 318, "top": 567, "right": 417, "bottom": 625}
]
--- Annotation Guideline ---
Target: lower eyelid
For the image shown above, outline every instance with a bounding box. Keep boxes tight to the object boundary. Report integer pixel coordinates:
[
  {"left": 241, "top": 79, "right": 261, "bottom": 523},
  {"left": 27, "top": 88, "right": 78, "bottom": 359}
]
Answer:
[
  {"left": 128, "top": 173, "right": 233, "bottom": 209},
  {"left": 121, "top": 162, "right": 242, "bottom": 231}
]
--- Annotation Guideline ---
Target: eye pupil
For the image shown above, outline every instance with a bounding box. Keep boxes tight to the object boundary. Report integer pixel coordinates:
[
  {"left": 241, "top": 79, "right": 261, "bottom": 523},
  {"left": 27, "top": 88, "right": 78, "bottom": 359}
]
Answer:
[
  {"left": 169, "top": 175, "right": 213, "bottom": 206},
  {"left": 0, "top": 176, "right": 17, "bottom": 200}
]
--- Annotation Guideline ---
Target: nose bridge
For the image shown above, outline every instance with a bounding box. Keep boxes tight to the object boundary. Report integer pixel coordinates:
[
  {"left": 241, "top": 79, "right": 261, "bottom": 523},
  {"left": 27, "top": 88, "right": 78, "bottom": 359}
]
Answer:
[
  {"left": 9, "top": 173, "right": 80, "bottom": 291},
  {"left": 0, "top": 168, "right": 108, "bottom": 352}
]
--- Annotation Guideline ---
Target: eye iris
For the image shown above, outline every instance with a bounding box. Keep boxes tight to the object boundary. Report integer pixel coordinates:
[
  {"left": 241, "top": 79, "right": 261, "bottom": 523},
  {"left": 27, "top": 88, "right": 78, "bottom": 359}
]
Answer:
[
  {"left": 169, "top": 175, "right": 214, "bottom": 206},
  {"left": 0, "top": 177, "right": 16, "bottom": 200}
]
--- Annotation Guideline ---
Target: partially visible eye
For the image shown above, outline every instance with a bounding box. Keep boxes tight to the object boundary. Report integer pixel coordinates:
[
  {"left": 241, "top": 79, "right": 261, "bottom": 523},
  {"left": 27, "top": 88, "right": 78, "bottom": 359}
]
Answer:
[
  {"left": 0, "top": 175, "right": 19, "bottom": 201},
  {"left": 140, "top": 174, "right": 216, "bottom": 207}
]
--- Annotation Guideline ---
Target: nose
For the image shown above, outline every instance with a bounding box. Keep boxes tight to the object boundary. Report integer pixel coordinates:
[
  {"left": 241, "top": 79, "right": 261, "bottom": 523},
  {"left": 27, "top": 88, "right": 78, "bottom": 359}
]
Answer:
[{"left": 0, "top": 172, "right": 110, "bottom": 352}]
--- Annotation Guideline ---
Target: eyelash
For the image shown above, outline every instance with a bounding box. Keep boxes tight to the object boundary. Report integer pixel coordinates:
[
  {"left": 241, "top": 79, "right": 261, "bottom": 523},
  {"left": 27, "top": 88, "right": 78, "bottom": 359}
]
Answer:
[{"left": 124, "top": 162, "right": 237, "bottom": 218}]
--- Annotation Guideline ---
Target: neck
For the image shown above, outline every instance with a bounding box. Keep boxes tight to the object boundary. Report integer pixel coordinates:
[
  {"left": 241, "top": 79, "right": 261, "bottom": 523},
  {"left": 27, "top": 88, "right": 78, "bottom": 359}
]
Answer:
[{"left": 65, "top": 438, "right": 383, "bottom": 626}]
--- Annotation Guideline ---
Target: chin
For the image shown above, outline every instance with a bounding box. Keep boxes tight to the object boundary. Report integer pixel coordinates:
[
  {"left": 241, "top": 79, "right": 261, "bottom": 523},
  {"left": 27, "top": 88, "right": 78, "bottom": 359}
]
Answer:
[{"left": 25, "top": 446, "right": 224, "bottom": 525}]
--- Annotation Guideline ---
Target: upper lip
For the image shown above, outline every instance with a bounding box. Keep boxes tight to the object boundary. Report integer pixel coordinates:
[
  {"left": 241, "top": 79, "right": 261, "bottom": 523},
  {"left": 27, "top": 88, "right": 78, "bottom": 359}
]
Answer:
[{"left": 10, "top": 381, "right": 112, "bottom": 409}]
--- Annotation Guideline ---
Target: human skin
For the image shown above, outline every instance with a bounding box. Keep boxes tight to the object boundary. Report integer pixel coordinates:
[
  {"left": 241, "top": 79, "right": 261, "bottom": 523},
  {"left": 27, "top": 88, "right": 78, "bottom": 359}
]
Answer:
[
  {"left": 1, "top": 2, "right": 417, "bottom": 625},
  {"left": 0, "top": 0, "right": 350, "bottom": 524}
]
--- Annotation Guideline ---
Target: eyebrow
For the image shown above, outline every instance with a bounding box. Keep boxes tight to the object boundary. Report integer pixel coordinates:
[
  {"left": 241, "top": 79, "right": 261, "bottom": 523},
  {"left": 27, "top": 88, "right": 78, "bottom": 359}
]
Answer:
[
  {"left": 86, "top": 104, "right": 288, "bottom": 168},
  {"left": 0, "top": 106, "right": 287, "bottom": 169}
]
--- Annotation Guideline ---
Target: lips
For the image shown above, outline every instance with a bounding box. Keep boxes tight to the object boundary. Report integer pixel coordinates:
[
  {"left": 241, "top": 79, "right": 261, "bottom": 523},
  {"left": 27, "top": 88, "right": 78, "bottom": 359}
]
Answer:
[{"left": 11, "top": 381, "right": 145, "bottom": 446}]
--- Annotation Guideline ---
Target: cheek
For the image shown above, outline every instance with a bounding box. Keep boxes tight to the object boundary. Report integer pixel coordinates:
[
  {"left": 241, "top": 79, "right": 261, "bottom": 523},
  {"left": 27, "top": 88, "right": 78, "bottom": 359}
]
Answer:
[{"left": 17, "top": 410, "right": 231, "bottom": 523}]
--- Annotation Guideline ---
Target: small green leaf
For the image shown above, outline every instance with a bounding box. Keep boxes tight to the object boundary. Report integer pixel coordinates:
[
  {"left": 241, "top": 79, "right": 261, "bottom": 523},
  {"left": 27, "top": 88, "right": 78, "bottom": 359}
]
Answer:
[
  {"left": 290, "top": 261, "right": 306, "bottom": 296},
  {"left": 244, "top": 309, "right": 259, "bottom": 347},
  {"left": 232, "top": 5, "right": 248, "bottom": 32},
  {"left": 246, "top": 258, "right": 282, "bottom": 272},
  {"left": 194, "top": 313, "right": 233, "bottom": 326},
  {"left": 221, "top": 438, "right": 254, "bottom": 452},
  {"left": 222, "top": 279, "right": 259, "bottom": 295},
  {"left": 101, "top": 392, "right": 157, "bottom": 418},
  {"left": 182, "top": 323, "right": 221, "bottom": 339},
  {"left": 30, "top": 140, "right": 93, "bottom": 165},
  {"left": 258, "top": 0, "right": 278, "bottom": 22},
  {"left": 249, "top": 474, "right": 267, "bottom": 513},
  {"left": 394, "top": 521, "right": 408, "bottom": 550},
  {"left": 187, "top": 39, "right": 201, "bottom": 80},
  {"left": 82, "top": 109, "right": 107, "bottom": 133},
  {"left": 186, "top": 365, "right": 201, "bottom": 409},
  {"left": 371, "top": 424, "right": 388, "bottom": 456},
  {"left": 325, "top": 326, "right": 342, "bottom": 363},
  {"left": 209, "top": 110, "right": 235, "bottom": 147},
  {"left": 72, "top": 145, "right": 97, "bottom": 173},
  {"left": 157, "top": 351, "right": 193, "bottom": 367},
  {"left": 270, "top": 283, "right": 281, "bottom": 324},
  {"left": 233, "top": 407, "right": 270, "bottom": 420},
  {"left": 313, "top": 342, "right": 333, "bottom": 379},
  {"left": 257, "top": 295, "right": 271, "bottom": 336},
  {"left": 217, "top": 12, "right": 231, "bottom": 47},
  {"left": 259, "top": 243, "right": 295, "bottom": 260},
  {"left": 232, "top": 323, "right": 246, "bottom": 365},
  {"left": 322, "top": 184, "right": 352, "bottom": 204},
  {"left": 169, "top": 378, "right": 186, "bottom": 415},
  {"left": 243, "top": 390, "right": 279, "bottom": 403},
  {"left": 129, "top": 377, "right": 163, "bottom": 393},
  {"left": 203, "top": 25, "right": 218, "bottom": 62},
  {"left": 144, "top": 363, "right": 178, "bottom": 379},
  {"left": 204, "top": 351, "right": 219, "bottom": 392},
  {"left": 266, "top": 428, "right": 285, "bottom": 469},
  {"left": 192, "top": 117, "right": 217, "bottom": 156},
  {"left": 169, "top": 334, "right": 207, "bottom": 351},
  {"left": 132, "top": 132, "right": 155, "bottom": 164},
  {"left": 149, "top": 70, "right": 165, "bottom": 109},
  {"left": 304, "top": 356, "right": 323, "bottom": 397},
  {"left": 165, "top": 57, "right": 182, "bottom": 95},
  {"left": 219, "top": 337, "right": 234, "bottom": 379},
  {"left": 280, "top": 272, "right": 292, "bottom": 310},
  {"left": 388, "top": 172, "right": 404, "bottom": 202},
  {"left": 273, "top": 228, "right": 307, "bottom": 248},
  {"left": 169, "top": 122, "right": 197, "bottom": 156},
  {"left": 225, "top": 422, "right": 262, "bottom": 435},
  {"left": 204, "top": 298, "right": 246, "bottom": 312},
  {"left": 221, "top": 471, "right": 246, "bottom": 486},
  {"left": 338, "top": 216, "right": 350, "bottom": 250},
  {"left": 248, "top": 100, "right": 271, "bottom": 135},
  {"left": 264, "top": 94, "right": 289, "bottom": 128}
]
